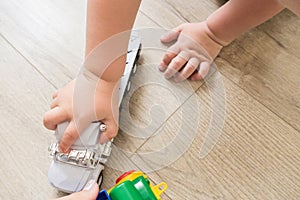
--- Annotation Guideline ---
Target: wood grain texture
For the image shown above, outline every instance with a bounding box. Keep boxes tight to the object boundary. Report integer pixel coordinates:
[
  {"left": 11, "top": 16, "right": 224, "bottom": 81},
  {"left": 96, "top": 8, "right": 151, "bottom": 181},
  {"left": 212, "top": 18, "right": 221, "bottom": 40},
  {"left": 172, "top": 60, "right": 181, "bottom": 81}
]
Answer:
[
  {"left": 0, "top": 0, "right": 86, "bottom": 87},
  {"left": 137, "top": 73, "right": 300, "bottom": 199},
  {"left": 115, "top": 55, "right": 210, "bottom": 153},
  {"left": 216, "top": 11, "right": 300, "bottom": 131},
  {"left": 0, "top": 35, "right": 58, "bottom": 199}
]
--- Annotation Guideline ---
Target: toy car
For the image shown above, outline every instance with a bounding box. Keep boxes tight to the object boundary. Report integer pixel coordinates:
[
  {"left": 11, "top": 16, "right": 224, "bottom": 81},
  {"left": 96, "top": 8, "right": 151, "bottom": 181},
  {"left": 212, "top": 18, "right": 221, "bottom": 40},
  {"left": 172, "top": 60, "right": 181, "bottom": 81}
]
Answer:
[
  {"left": 48, "top": 31, "right": 141, "bottom": 193},
  {"left": 96, "top": 170, "right": 168, "bottom": 200}
]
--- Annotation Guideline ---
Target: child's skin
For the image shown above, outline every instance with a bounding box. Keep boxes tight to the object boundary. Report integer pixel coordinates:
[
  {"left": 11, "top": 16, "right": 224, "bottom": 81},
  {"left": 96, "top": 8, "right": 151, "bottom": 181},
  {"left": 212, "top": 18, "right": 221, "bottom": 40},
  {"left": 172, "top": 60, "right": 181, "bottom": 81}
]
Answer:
[
  {"left": 159, "top": 0, "right": 284, "bottom": 81},
  {"left": 44, "top": 0, "right": 141, "bottom": 153},
  {"left": 47, "top": 0, "right": 299, "bottom": 199},
  {"left": 56, "top": 181, "right": 99, "bottom": 200}
]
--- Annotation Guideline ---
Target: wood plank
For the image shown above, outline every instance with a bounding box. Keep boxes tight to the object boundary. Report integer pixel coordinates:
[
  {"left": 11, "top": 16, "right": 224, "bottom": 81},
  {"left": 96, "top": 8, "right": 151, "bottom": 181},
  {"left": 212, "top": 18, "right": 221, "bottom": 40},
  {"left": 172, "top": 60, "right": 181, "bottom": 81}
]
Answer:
[
  {"left": 0, "top": 35, "right": 58, "bottom": 199},
  {"left": 0, "top": 0, "right": 86, "bottom": 87},
  {"left": 115, "top": 59, "right": 213, "bottom": 154},
  {"left": 135, "top": 73, "right": 300, "bottom": 199},
  {"left": 134, "top": 10, "right": 160, "bottom": 28},
  {"left": 257, "top": 10, "right": 300, "bottom": 60},
  {"left": 139, "top": 0, "right": 186, "bottom": 29},
  {"left": 216, "top": 10, "right": 300, "bottom": 131},
  {"left": 163, "top": 0, "right": 221, "bottom": 22},
  {"left": 139, "top": 0, "right": 221, "bottom": 28}
]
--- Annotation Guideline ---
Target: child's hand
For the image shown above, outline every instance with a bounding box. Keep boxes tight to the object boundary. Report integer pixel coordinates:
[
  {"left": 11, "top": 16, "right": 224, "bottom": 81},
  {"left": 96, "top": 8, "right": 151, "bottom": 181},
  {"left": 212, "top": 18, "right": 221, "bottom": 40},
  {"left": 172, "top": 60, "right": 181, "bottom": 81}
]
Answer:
[
  {"left": 43, "top": 75, "right": 119, "bottom": 153},
  {"left": 55, "top": 180, "right": 99, "bottom": 200},
  {"left": 159, "top": 21, "right": 223, "bottom": 82}
]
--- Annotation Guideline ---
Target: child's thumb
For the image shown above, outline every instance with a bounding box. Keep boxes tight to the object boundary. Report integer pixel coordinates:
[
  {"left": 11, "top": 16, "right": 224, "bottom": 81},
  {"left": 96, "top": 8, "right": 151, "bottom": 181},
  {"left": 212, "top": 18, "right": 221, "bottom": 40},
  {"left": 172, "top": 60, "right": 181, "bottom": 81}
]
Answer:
[
  {"left": 160, "top": 28, "right": 181, "bottom": 43},
  {"left": 83, "top": 180, "right": 99, "bottom": 192},
  {"left": 67, "top": 180, "right": 99, "bottom": 200}
]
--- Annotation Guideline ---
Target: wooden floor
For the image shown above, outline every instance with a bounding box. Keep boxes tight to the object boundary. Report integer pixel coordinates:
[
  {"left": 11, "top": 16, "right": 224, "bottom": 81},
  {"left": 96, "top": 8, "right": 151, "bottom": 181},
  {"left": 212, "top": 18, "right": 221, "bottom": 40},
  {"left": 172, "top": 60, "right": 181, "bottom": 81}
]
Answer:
[{"left": 0, "top": 0, "right": 299, "bottom": 199}]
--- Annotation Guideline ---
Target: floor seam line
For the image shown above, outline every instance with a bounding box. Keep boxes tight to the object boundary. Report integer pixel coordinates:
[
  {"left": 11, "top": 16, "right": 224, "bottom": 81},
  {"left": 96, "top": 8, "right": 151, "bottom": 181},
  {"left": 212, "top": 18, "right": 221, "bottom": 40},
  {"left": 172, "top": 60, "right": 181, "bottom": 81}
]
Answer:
[{"left": 0, "top": 33, "right": 57, "bottom": 89}]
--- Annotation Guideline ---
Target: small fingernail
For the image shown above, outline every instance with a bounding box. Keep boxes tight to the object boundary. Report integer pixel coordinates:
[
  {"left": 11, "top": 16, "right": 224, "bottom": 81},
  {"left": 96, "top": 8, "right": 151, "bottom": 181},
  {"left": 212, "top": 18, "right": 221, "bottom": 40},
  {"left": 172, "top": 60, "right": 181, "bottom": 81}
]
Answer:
[
  {"left": 160, "top": 34, "right": 167, "bottom": 40},
  {"left": 173, "top": 77, "right": 181, "bottom": 83},
  {"left": 58, "top": 144, "right": 69, "bottom": 153},
  {"left": 58, "top": 145, "right": 65, "bottom": 153},
  {"left": 173, "top": 75, "right": 179, "bottom": 82},
  {"left": 158, "top": 66, "right": 164, "bottom": 72},
  {"left": 164, "top": 74, "right": 172, "bottom": 80},
  {"left": 83, "top": 180, "right": 96, "bottom": 191}
]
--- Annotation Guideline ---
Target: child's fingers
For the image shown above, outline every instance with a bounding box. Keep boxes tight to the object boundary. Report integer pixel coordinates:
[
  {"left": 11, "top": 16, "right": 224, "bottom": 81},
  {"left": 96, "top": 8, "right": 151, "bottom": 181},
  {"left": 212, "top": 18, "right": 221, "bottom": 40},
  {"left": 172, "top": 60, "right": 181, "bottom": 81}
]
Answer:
[
  {"left": 159, "top": 44, "right": 180, "bottom": 72},
  {"left": 43, "top": 107, "right": 68, "bottom": 130},
  {"left": 52, "top": 90, "right": 58, "bottom": 99},
  {"left": 164, "top": 51, "right": 189, "bottom": 79},
  {"left": 59, "top": 120, "right": 79, "bottom": 153},
  {"left": 160, "top": 28, "right": 181, "bottom": 43},
  {"left": 159, "top": 50, "right": 178, "bottom": 72},
  {"left": 190, "top": 61, "right": 210, "bottom": 81},
  {"left": 58, "top": 181, "right": 99, "bottom": 200},
  {"left": 50, "top": 98, "right": 59, "bottom": 109},
  {"left": 174, "top": 57, "right": 200, "bottom": 82}
]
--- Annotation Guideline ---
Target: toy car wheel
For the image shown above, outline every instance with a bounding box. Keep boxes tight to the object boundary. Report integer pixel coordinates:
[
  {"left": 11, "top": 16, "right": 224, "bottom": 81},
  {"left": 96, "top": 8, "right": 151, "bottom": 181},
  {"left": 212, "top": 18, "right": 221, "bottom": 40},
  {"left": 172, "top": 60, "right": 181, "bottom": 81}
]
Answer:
[{"left": 97, "top": 171, "right": 104, "bottom": 188}]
